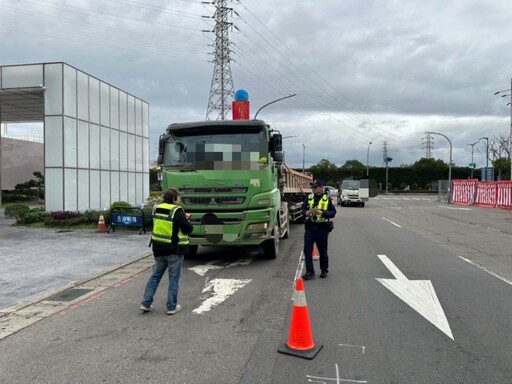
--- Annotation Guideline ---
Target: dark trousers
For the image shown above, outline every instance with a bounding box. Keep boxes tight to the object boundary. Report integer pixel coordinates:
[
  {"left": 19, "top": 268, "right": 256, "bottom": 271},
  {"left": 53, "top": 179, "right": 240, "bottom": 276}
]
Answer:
[{"left": 303, "top": 224, "right": 329, "bottom": 274}]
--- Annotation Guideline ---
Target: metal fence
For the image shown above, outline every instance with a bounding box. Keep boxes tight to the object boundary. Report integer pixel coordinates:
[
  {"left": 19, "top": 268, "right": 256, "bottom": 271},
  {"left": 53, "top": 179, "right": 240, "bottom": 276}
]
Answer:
[{"left": 437, "top": 180, "right": 450, "bottom": 203}]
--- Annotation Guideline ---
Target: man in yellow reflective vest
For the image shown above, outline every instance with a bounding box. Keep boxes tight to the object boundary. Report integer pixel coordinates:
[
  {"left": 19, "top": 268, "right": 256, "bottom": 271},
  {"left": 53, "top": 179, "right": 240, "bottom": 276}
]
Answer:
[
  {"left": 301, "top": 179, "right": 336, "bottom": 280},
  {"left": 140, "top": 187, "right": 193, "bottom": 315}
]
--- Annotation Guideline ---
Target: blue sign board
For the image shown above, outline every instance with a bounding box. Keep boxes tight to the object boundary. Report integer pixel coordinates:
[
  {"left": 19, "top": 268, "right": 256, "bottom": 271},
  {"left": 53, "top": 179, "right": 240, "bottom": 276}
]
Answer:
[
  {"left": 111, "top": 213, "right": 143, "bottom": 227},
  {"left": 107, "top": 207, "right": 146, "bottom": 234},
  {"left": 480, "top": 167, "right": 494, "bottom": 182}
]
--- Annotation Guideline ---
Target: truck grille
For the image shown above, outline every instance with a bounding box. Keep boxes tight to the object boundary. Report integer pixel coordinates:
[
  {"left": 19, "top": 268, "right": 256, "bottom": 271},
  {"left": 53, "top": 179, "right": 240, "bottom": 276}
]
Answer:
[
  {"left": 182, "top": 196, "right": 245, "bottom": 205},
  {"left": 180, "top": 187, "right": 248, "bottom": 193}
]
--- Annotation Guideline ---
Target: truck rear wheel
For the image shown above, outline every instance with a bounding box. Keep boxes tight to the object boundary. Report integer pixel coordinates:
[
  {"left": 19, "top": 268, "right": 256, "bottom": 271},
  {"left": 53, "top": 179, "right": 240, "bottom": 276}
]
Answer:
[{"left": 262, "top": 225, "right": 279, "bottom": 259}]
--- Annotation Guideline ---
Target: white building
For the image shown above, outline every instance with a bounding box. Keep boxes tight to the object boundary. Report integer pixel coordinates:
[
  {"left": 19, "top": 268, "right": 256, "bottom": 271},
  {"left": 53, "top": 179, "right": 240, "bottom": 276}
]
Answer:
[{"left": 0, "top": 62, "right": 150, "bottom": 211}]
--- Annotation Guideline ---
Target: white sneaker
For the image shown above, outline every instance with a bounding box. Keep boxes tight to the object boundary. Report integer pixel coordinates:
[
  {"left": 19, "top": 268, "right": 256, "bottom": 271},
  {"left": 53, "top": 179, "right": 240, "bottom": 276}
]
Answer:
[
  {"left": 167, "top": 304, "right": 182, "bottom": 315},
  {"left": 140, "top": 304, "right": 153, "bottom": 312}
]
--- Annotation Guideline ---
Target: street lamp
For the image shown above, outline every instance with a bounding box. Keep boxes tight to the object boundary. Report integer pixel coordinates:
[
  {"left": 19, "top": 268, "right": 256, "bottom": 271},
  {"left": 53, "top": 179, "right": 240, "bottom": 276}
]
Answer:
[
  {"left": 254, "top": 93, "right": 297, "bottom": 119},
  {"left": 494, "top": 80, "right": 512, "bottom": 180},
  {"left": 366, "top": 141, "right": 372, "bottom": 177},
  {"left": 467, "top": 141, "right": 478, "bottom": 179},
  {"left": 427, "top": 131, "right": 452, "bottom": 203},
  {"left": 478, "top": 136, "right": 489, "bottom": 181},
  {"left": 302, "top": 144, "right": 305, "bottom": 173}
]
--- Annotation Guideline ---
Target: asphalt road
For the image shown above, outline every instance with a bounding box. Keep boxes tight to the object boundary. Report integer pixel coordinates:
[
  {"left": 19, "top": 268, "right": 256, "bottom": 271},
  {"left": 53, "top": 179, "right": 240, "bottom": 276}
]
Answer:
[{"left": 0, "top": 195, "right": 511, "bottom": 383}]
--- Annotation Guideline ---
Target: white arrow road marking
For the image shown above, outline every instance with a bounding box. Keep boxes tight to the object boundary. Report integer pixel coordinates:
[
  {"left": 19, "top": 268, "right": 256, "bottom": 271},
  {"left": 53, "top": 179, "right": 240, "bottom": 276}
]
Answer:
[
  {"left": 188, "top": 256, "right": 255, "bottom": 276},
  {"left": 376, "top": 254, "right": 454, "bottom": 340},
  {"left": 192, "top": 278, "right": 251, "bottom": 314},
  {"left": 188, "top": 262, "right": 223, "bottom": 276}
]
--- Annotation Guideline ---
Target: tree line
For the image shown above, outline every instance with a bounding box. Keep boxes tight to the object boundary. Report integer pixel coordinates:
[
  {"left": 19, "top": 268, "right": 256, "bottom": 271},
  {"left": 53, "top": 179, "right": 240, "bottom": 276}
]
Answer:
[{"left": 298, "top": 156, "right": 511, "bottom": 191}]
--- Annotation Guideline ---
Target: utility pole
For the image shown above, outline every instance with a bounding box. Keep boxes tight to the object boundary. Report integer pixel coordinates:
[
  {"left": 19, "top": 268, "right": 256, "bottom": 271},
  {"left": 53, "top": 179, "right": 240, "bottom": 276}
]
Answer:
[
  {"left": 204, "top": 0, "right": 234, "bottom": 120},
  {"left": 493, "top": 80, "right": 512, "bottom": 180},
  {"left": 382, "top": 141, "right": 391, "bottom": 192},
  {"left": 479, "top": 137, "right": 489, "bottom": 181}
]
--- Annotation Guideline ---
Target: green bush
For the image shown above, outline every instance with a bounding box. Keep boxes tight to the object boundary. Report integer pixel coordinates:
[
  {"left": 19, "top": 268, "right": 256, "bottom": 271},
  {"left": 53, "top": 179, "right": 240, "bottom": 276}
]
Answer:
[
  {"left": 18, "top": 207, "right": 48, "bottom": 224},
  {"left": 4, "top": 203, "right": 30, "bottom": 220},
  {"left": 146, "top": 192, "right": 163, "bottom": 207},
  {"left": 40, "top": 210, "right": 95, "bottom": 227},
  {"left": 82, "top": 210, "right": 100, "bottom": 224},
  {"left": 110, "top": 201, "right": 132, "bottom": 210}
]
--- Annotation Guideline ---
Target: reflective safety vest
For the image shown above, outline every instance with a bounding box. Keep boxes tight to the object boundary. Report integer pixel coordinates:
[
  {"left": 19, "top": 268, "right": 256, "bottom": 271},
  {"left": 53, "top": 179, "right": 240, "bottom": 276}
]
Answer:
[
  {"left": 307, "top": 193, "right": 330, "bottom": 223},
  {"left": 151, "top": 203, "right": 190, "bottom": 245}
]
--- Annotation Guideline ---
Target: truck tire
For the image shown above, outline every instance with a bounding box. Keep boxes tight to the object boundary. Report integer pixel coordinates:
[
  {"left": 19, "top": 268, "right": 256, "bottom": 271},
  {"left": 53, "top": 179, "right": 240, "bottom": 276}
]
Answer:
[
  {"left": 262, "top": 225, "right": 279, "bottom": 259},
  {"left": 188, "top": 245, "right": 199, "bottom": 257}
]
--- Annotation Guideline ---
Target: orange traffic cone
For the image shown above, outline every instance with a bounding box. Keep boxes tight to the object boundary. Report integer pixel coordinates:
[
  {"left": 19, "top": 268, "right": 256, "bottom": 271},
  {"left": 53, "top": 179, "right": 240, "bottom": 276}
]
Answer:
[
  {"left": 96, "top": 212, "right": 106, "bottom": 233},
  {"left": 312, "top": 243, "right": 319, "bottom": 261},
  {"left": 301, "top": 243, "right": 319, "bottom": 261},
  {"left": 278, "top": 277, "right": 322, "bottom": 359}
]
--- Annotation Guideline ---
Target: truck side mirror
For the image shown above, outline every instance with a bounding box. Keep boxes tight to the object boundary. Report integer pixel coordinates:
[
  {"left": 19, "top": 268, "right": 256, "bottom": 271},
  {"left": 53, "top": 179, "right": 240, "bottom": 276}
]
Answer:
[
  {"left": 273, "top": 152, "right": 284, "bottom": 162},
  {"left": 157, "top": 154, "right": 163, "bottom": 165},
  {"left": 158, "top": 134, "right": 169, "bottom": 156},
  {"left": 270, "top": 133, "right": 283, "bottom": 152}
]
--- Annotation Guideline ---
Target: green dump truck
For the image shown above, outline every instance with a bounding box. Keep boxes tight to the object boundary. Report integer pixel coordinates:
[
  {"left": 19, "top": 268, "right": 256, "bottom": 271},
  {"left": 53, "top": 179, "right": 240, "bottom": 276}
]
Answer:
[{"left": 157, "top": 120, "right": 311, "bottom": 258}]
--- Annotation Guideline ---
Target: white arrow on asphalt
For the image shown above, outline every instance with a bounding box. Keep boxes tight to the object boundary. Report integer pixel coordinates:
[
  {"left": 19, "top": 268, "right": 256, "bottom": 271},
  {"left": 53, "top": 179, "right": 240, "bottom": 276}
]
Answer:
[
  {"left": 376, "top": 254, "right": 454, "bottom": 340},
  {"left": 188, "top": 257, "right": 255, "bottom": 276},
  {"left": 192, "top": 278, "right": 251, "bottom": 314}
]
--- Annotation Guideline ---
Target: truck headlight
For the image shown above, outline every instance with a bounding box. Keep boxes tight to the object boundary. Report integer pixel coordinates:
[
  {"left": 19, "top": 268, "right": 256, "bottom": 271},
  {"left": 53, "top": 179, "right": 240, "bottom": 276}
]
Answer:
[
  {"left": 256, "top": 198, "right": 271, "bottom": 205},
  {"left": 247, "top": 222, "right": 269, "bottom": 231}
]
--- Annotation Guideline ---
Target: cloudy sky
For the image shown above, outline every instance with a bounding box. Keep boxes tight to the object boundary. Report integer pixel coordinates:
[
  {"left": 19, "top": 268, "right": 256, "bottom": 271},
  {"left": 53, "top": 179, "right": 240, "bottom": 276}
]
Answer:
[{"left": 1, "top": 0, "right": 512, "bottom": 169}]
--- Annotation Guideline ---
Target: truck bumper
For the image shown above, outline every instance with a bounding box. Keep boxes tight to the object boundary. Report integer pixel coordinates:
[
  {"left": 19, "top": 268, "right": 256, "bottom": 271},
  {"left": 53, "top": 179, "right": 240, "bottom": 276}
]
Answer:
[{"left": 187, "top": 208, "right": 275, "bottom": 246}]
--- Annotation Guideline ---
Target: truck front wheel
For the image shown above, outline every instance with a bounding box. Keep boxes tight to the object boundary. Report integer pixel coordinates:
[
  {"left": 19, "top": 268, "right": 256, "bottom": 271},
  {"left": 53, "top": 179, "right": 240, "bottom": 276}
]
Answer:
[
  {"left": 188, "top": 245, "right": 199, "bottom": 257},
  {"left": 262, "top": 225, "right": 279, "bottom": 259}
]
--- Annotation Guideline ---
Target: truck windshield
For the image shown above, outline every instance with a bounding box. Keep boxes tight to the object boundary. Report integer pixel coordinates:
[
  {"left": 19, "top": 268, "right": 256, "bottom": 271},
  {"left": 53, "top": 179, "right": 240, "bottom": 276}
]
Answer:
[
  {"left": 163, "top": 128, "right": 268, "bottom": 171},
  {"left": 341, "top": 180, "right": 360, "bottom": 190}
]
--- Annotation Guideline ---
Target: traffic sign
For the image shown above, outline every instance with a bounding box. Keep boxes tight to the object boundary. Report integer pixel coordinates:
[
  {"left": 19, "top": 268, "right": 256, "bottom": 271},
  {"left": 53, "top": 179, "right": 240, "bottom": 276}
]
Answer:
[{"left": 469, "top": 162, "right": 475, "bottom": 168}]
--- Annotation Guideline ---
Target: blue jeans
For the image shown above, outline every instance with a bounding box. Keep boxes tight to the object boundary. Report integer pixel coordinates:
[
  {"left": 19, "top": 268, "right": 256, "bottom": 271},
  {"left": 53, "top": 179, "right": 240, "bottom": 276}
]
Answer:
[{"left": 141, "top": 255, "right": 183, "bottom": 311}]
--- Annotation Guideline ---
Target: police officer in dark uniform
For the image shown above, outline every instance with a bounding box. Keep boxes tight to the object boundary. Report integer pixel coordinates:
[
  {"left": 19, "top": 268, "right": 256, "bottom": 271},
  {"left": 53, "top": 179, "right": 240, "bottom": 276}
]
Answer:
[{"left": 301, "top": 179, "right": 336, "bottom": 280}]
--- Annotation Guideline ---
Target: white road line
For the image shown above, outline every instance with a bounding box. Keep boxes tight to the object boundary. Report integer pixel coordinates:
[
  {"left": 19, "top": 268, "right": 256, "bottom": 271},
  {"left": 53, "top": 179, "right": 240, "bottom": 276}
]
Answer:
[
  {"left": 458, "top": 256, "right": 512, "bottom": 286},
  {"left": 438, "top": 205, "right": 472, "bottom": 211},
  {"left": 307, "top": 363, "right": 367, "bottom": 383},
  {"left": 382, "top": 217, "right": 401, "bottom": 228},
  {"left": 339, "top": 343, "right": 366, "bottom": 354}
]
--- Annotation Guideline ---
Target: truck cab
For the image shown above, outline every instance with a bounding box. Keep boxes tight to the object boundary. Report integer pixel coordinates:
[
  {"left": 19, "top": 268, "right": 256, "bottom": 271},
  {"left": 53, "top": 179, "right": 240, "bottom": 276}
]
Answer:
[
  {"left": 337, "top": 179, "right": 364, "bottom": 207},
  {"left": 157, "top": 120, "right": 290, "bottom": 259}
]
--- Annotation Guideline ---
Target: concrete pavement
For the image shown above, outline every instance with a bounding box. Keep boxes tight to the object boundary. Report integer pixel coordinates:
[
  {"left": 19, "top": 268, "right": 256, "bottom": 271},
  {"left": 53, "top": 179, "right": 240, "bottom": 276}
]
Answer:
[{"left": 0, "top": 207, "right": 152, "bottom": 312}]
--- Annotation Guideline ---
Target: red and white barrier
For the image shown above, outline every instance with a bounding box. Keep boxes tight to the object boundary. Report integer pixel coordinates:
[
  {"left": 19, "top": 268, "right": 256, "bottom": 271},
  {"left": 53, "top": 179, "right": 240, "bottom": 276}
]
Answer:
[
  {"left": 452, "top": 180, "right": 477, "bottom": 205},
  {"left": 475, "top": 182, "right": 498, "bottom": 208},
  {"left": 451, "top": 179, "right": 512, "bottom": 210},
  {"left": 496, "top": 181, "right": 512, "bottom": 209}
]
